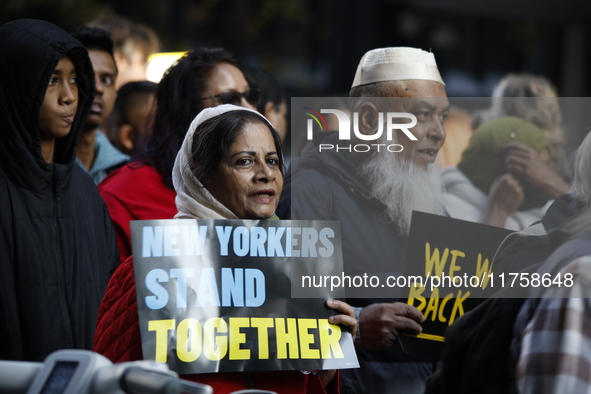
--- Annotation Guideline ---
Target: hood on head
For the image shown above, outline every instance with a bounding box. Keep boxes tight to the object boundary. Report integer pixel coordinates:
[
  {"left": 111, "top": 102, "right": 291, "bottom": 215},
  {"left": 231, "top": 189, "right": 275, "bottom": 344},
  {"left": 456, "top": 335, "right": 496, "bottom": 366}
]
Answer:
[{"left": 0, "top": 19, "right": 95, "bottom": 190}]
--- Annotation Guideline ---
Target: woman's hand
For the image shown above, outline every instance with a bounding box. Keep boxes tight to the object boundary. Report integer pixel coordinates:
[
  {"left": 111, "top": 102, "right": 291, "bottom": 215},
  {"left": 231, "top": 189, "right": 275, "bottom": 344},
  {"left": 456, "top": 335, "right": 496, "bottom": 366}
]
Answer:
[
  {"left": 504, "top": 142, "right": 569, "bottom": 199},
  {"left": 486, "top": 173, "right": 524, "bottom": 228},
  {"left": 325, "top": 299, "right": 357, "bottom": 341},
  {"left": 316, "top": 300, "right": 357, "bottom": 388}
]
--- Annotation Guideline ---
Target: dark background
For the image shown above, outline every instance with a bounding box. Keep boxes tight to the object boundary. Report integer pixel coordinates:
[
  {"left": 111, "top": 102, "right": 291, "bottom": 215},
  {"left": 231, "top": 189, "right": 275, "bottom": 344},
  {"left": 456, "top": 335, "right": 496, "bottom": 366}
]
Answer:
[
  {"left": 3, "top": 0, "right": 591, "bottom": 147},
  {"left": 3, "top": 0, "right": 591, "bottom": 96}
]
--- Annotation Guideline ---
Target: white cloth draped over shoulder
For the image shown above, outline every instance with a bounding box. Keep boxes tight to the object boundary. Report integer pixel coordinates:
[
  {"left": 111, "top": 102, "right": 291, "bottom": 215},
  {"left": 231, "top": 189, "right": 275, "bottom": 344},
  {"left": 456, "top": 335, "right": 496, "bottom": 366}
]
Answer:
[{"left": 171, "top": 104, "right": 275, "bottom": 220}]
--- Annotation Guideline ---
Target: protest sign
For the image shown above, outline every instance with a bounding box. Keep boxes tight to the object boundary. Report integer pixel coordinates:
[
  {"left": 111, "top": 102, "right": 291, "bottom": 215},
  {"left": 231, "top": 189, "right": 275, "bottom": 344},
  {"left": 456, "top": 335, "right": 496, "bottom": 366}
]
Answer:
[
  {"left": 399, "top": 212, "right": 512, "bottom": 358},
  {"left": 131, "top": 219, "right": 359, "bottom": 374}
]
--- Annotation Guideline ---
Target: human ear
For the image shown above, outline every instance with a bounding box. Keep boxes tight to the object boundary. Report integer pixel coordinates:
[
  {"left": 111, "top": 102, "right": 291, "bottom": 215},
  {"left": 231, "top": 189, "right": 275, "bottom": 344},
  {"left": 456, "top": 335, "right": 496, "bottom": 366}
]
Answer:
[
  {"left": 263, "top": 101, "right": 275, "bottom": 119},
  {"left": 117, "top": 124, "right": 136, "bottom": 153},
  {"left": 357, "top": 102, "right": 379, "bottom": 136},
  {"left": 113, "top": 51, "right": 126, "bottom": 69}
]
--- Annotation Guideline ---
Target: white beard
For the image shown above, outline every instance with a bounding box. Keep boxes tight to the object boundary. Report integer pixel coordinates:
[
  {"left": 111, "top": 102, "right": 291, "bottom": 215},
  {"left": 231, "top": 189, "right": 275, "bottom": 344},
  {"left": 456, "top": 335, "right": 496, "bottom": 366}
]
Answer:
[{"left": 359, "top": 147, "right": 445, "bottom": 234}]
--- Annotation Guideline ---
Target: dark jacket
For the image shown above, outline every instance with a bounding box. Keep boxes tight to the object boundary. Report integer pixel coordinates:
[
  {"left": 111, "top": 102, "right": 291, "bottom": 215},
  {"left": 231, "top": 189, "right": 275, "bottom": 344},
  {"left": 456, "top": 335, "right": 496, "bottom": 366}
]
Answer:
[
  {"left": 0, "top": 19, "right": 119, "bottom": 361},
  {"left": 425, "top": 194, "right": 584, "bottom": 394},
  {"left": 491, "top": 193, "right": 582, "bottom": 276},
  {"left": 291, "top": 133, "right": 437, "bottom": 394}
]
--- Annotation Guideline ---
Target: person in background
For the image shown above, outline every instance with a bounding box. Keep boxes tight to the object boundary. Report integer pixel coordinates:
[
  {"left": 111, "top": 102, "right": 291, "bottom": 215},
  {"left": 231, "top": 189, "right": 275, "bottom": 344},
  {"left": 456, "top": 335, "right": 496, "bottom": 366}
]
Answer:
[
  {"left": 424, "top": 130, "right": 591, "bottom": 394},
  {"left": 88, "top": 14, "right": 160, "bottom": 89},
  {"left": 94, "top": 105, "right": 356, "bottom": 393},
  {"left": 441, "top": 116, "right": 555, "bottom": 230},
  {"left": 243, "top": 65, "right": 288, "bottom": 143},
  {"left": 0, "top": 19, "right": 119, "bottom": 361},
  {"left": 511, "top": 128, "right": 591, "bottom": 393},
  {"left": 515, "top": 225, "right": 591, "bottom": 394},
  {"left": 72, "top": 25, "right": 129, "bottom": 184},
  {"left": 434, "top": 105, "right": 473, "bottom": 168},
  {"left": 490, "top": 128, "right": 591, "bottom": 274},
  {"left": 108, "top": 80, "right": 157, "bottom": 155},
  {"left": 98, "top": 47, "right": 260, "bottom": 263},
  {"left": 478, "top": 73, "right": 570, "bottom": 196}
]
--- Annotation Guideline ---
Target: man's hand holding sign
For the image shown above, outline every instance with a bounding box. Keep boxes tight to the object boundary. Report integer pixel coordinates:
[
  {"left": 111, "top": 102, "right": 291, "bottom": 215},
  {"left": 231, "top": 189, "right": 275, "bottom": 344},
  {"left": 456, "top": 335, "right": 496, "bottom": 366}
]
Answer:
[
  {"left": 359, "top": 303, "right": 424, "bottom": 351},
  {"left": 401, "top": 212, "right": 512, "bottom": 357}
]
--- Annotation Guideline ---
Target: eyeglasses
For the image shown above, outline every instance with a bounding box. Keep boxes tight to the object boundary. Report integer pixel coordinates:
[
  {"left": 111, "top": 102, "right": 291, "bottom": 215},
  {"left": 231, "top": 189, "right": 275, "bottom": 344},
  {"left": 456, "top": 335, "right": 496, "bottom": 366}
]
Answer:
[{"left": 200, "top": 88, "right": 260, "bottom": 107}]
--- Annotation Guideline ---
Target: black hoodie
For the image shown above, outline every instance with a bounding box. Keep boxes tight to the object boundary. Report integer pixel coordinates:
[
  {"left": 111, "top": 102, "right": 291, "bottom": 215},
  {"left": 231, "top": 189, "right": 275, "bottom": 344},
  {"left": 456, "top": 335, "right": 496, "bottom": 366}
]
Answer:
[{"left": 0, "top": 19, "right": 119, "bottom": 361}]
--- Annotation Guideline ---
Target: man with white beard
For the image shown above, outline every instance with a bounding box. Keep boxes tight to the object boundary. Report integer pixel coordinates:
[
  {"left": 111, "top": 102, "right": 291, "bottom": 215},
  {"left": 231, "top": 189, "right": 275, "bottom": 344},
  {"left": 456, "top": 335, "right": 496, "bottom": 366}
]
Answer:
[
  {"left": 359, "top": 133, "right": 446, "bottom": 234},
  {"left": 291, "top": 47, "right": 449, "bottom": 394}
]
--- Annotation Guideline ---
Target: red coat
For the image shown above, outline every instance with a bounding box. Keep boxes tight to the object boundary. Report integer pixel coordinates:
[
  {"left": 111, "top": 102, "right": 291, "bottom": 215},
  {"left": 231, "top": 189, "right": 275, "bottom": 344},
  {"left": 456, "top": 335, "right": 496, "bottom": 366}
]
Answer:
[
  {"left": 98, "top": 163, "right": 178, "bottom": 263},
  {"left": 94, "top": 257, "right": 339, "bottom": 394}
]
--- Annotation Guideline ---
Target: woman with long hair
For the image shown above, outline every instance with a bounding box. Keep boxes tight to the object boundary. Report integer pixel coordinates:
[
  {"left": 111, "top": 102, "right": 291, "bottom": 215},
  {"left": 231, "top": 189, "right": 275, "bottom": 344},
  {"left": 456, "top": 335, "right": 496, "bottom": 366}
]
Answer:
[{"left": 99, "top": 48, "right": 261, "bottom": 263}]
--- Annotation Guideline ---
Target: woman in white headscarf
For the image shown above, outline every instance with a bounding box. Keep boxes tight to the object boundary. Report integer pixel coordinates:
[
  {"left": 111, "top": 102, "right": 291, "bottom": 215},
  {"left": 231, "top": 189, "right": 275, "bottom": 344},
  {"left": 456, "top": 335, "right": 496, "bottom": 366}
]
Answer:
[
  {"left": 94, "top": 105, "right": 356, "bottom": 394},
  {"left": 173, "top": 104, "right": 283, "bottom": 221}
]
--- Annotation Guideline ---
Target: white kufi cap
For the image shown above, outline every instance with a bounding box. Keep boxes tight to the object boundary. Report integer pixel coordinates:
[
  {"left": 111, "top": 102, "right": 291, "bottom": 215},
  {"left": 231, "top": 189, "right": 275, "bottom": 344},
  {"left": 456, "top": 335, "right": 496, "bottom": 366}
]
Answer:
[{"left": 351, "top": 47, "right": 444, "bottom": 88}]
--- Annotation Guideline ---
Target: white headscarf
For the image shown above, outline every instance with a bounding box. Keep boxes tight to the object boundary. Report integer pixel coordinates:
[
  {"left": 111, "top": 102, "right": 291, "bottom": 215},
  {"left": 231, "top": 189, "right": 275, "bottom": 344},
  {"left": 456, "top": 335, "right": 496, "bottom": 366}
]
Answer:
[{"left": 172, "top": 104, "right": 276, "bottom": 219}]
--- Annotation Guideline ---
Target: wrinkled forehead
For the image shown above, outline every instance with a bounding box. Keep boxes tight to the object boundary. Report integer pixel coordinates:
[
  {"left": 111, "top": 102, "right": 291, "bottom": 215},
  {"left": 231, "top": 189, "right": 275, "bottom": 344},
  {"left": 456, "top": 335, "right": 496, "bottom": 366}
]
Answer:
[
  {"left": 359, "top": 80, "right": 449, "bottom": 113},
  {"left": 393, "top": 80, "right": 449, "bottom": 111},
  {"left": 227, "top": 119, "right": 279, "bottom": 156},
  {"left": 389, "top": 79, "right": 448, "bottom": 98}
]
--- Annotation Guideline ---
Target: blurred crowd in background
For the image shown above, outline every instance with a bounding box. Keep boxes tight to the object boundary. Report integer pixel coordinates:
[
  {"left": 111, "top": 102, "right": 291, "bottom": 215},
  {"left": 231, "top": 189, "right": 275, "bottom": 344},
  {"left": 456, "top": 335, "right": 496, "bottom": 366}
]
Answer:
[{"left": 3, "top": 2, "right": 591, "bottom": 393}]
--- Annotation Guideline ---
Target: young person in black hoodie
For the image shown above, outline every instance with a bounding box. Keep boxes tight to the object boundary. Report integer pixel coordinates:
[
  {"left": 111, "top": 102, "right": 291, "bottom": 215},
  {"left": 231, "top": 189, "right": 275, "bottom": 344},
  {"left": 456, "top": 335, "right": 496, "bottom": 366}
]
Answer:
[{"left": 0, "top": 19, "right": 119, "bottom": 361}]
